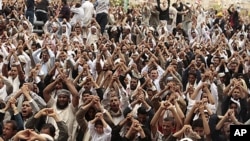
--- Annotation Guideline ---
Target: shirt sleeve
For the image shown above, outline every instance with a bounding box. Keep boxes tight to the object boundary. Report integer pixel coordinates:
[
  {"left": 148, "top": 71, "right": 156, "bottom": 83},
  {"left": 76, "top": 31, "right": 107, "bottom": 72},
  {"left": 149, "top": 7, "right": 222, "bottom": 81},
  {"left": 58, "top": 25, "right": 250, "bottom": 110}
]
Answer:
[
  {"left": 88, "top": 121, "right": 96, "bottom": 135},
  {"left": 47, "top": 97, "right": 56, "bottom": 108},
  {"left": 104, "top": 124, "right": 112, "bottom": 134}
]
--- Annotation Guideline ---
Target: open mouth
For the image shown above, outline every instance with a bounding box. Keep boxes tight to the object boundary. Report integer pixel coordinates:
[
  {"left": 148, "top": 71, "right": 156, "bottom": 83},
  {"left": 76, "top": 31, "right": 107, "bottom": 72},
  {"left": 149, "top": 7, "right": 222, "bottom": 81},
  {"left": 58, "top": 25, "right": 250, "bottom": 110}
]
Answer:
[{"left": 22, "top": 109, "right": 28, "bottom": 115}]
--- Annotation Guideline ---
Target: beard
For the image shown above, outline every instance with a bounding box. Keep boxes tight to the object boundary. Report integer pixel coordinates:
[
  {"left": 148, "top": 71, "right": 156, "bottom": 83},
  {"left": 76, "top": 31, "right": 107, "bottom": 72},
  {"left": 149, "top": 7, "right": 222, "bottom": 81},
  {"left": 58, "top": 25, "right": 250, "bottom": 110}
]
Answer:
[{"left": 56, "top": 101, "right": 69, "bottom": 109}]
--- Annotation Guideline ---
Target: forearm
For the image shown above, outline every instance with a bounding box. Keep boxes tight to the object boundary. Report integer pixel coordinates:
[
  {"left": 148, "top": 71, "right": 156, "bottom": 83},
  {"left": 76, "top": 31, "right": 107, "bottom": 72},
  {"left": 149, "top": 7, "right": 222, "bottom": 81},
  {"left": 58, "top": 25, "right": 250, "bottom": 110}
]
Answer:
[
  {"left": 101, "top": 118, "right": 108, "bottom": 128},
  {"left": 201, "top": 113, "right": 210, "bottom": 135},
  {"left": 215, "top": 117, "right": 227, "bottom": 130},
  {"left": 29, "top": 100, "right": 40, "bottom": 114},
  {"left": 171, "top": 109, "right": 183, "bottom": 127},
  {"left": 173, "top": 128, "right": 185, "bottom": 138},
  {"left": 32, "top": 48, "right": 42, "bottom": 63},
  {"left": 175, "top": 101, "right": 185, "bottom": 120},
  {"left": 190, "top": 86, "right": 202, "bottom": 100},
  {"left": 76, "top": 108, "right": 88, "bottom": 130},
  {"left": 150, "top": 107, "right": 164, "bottom": 126},
  {"left": 184, "top": 107, "right": 195, "bottom": 124},
  {"left": 125, "top": 129, "right": 134, "bottom": 139},
  {"left": 65, "top": 80, "right": 78, "bottom": 97},
  {"left": 43, "top": 80, "right": 57, "bottom": 94}
]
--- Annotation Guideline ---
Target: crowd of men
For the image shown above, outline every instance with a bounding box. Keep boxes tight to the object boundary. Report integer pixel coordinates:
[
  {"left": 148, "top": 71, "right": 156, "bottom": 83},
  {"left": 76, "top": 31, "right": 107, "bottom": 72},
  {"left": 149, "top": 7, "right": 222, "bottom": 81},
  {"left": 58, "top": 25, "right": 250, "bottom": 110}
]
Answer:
[{"left": 0, "top": 0, "right": 249, "bottom": 140}]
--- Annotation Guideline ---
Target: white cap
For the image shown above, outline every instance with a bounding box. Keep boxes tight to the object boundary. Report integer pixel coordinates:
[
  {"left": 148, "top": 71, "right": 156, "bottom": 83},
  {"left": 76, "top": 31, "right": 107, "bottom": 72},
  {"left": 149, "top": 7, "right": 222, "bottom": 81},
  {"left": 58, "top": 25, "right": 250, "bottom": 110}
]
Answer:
[
  {"left": 124, "top": 24, "right": 131, "bottom": 30},
  {"left": 22, "top": 21, "right": 29, "bottom": 25},
  {"left": 111, "top": 26, "right": 117, "bottom": 32},
  {"left": 193, "top": 110, "right": 208, "bottom": 121},
  {"left": 114, "top": 58, "right": 121, "bottom": 65},
  {"left": 180, "top": 137, "right": 193, "bottom": 141},
  {"left": 186, "top": 3, "right": 192, "bottom": 8},
  {"left": 148, "top": 26, "right": 154, "bottom": 32},
  {"left": 73, "top": 37, "right": 79, "bottom": 42},
  {"left": 91, "top": 26, "right": 97, "bottom": 29},
  {"left": 52, "top": 22, "right": 58, "bottom": 28},
  {"left": 40, "top": 133, "right": 54, "bottom": 141},
  {"left": 218, "top": 72, "right": 225, "bottom": 77}
]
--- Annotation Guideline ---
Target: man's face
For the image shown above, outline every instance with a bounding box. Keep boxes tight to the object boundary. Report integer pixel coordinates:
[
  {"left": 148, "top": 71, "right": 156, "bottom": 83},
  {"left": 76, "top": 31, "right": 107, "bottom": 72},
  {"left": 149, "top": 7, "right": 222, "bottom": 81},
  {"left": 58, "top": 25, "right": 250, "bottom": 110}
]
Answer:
[
  {"left": 10, "top": 66, "right": 18, "bottom": 78},
  {"left": 109, "top": 96, "right": 120, "bottom": 111},
  {"left": 91, "top": 28, "right": 97, "bottom": 34},
  {"left": 150, "top": 70, "right": 158, "bottom": 80},
  {"left": 191, "top": 32, "right": 196, "bottom": 38},
  {"left": 42, "top": 52, "right": 49, "bottom": 62},
  {"left": 82, "top": 93, "right": 91, "bottom": 104},
  {"left": 121, "top": 46, "right": 127, "bottom": 54},
  {"left": 193, "top": 127, "right": 204, "bottom": 137},
  {"left": 223, "top": 123, "right": 230, "bottom": 138},
  {"left": 62, "top": 26, "right": 66, "bottom": 33},
  {"left": 162, "top": 120, "right": 174, "bottom": 136},
  {"left": 188, "top": 74, "right": 196, "bottom": 84},
  {"left": 56, "top": 94, "right": 69, "bottom": 109},
  {"left": 229, "top": 63, "right": 237, "bottom": 72},
  {"left": 83, "top": 82, "right": 92, "bottom": 91},
  {"left": 137, "top": 113, "right": 147, "bottom": 124},
  {"left": 229, "top": 103, "right": 238, "bottom": 113},
  {"left": 52, "top": 26, "right": 58, "bottom": 32},
  {"left": 213, "top": 58, "right": 220, "bottom": 66},
  {"left": 22, "top": 23, "right": 28, "bottom": 29},
  {"left": 95, "top": 124, "right": 104, "bottom": 134},
  {"left": 130, "top": 78, "right": 138, "bottom": 90},
  {"left": 21, "top": 101, "right": 33, "bottom": 118},
  {"left": 31, "top": 45, "right": 37, "bottom": 51},
  {"left": 232, "top": 88, "right": 240, "bottom": 100},
  {"left": 59, "top": 52, "right": 67, "bottom": 61},
  {"left": 103, "top": 63, "right": 110, "bottom": 71},
  {"left": 147, "top": 90, "right": 153, "bottom": 100},
  {"left": 40, "top": 128, "right": 51, "bottom": 135},
  {"left": 196, "top": 58, "right": 202, "bottom": 66},
  {"left": 75, "top": 27, "right": 81, "bottom": 34},
  {"left": 55, "top": 82, "right": 63, "bottom": 90},
  {"left": 2, "top": 123, "right": 16, "bottom": 140}
]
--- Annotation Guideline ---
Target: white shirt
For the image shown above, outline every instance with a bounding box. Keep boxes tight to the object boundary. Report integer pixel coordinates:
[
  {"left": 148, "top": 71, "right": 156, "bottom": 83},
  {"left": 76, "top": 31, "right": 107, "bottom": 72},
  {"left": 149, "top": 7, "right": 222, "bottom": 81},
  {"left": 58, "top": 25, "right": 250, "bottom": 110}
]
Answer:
[
  {"left": 141, "top": 65, "right": 165, "bottom": 92},
  {"left": 82, "top": 1, "right": 95, "bottom": 26},
  {"left": 70, "top": 5, "right": 85, "bottom": 27},
  {"left": 88, "top": 122, "right": 112, "bottom": 141},
  {"left": 47, "top": 98, "right": 78, "bottom": 141},
  {"left": 32, "top": 48, "right": 55, "bottom": 77},
  {"left": 86, "top": 31, "right": 99, "bottom": 46},
  {"left": 7, "top": 76, "right": 20, "bottom": 94},
  {"left": 95, "top": 0, "right": 109, "bottom": 14},
  {"left": 0, "top": 84, "right": 7, "bottom": 101}
]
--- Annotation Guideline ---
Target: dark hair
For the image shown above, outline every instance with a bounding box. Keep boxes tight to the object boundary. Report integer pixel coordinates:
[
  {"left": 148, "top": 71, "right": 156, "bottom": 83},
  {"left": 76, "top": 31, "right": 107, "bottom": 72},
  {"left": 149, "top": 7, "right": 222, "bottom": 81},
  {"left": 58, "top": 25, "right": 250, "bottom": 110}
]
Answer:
[
  {"left": 137, "top": 107, "right": 147, "bottom": 115},
  {"left": 4, "top": 120, "right": 18, "bottom": 131},
  {"left": 188, "top": 71, "right": 197, "bottom": 78},
  {"left": 81, "top": 90, "right": 92, "bottom": 96},
  {"left": 41, "top": 123, "right": 56, "bottom": 137},
  {"left": 0, "top": 99, "right": 6, "bottom": 109},
  {"left": 172, "top": 3, "right": 177, "bottom": 7},
  {"left": 95, "top": 120, "right": 103, "bottom": 127},
  {"left": 192, "top": 118, "right": 203, "bottom": 129},
  {"left": 163, "top": 117, "right": 176, "bottom": 126},
  {"left": 130, "top": 75, "right": 139, "bottom": 81},
  {"left": 75, "top": 3, "right": 81, "bottom": 8},
  {"left": 61, "top": 0, "right": 67, "bottom": 5}
]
